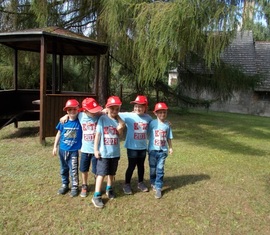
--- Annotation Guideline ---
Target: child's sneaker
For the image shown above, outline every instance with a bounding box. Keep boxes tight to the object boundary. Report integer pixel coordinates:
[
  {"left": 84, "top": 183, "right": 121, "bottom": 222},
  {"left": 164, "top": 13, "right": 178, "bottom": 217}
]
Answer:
[
  {"left": 57, "top": 184, "right": 69, "bottom": 195},
  {"left": 106, "top": 189, "right": 115, "bottom": 199},
  {"left": 123, "top": 184, "right": 132, "bottom": 195},
  {"left": 137, "top": 182, "right": 149, "bottom": 192},
  {"left": 155, "top": 189, "right": 162, "bottom": 199},
  {"left": 151, "top": 184, "right": 156, "bottom": 192},
  {"left": 92, "top": 196, "right": 104, "bottom": 208},
  {"left": 70, "top": 188, "right": 78, "bottom": 197},
  {"left": 80, "top": 184, "right": 88, "bottom": 198}
]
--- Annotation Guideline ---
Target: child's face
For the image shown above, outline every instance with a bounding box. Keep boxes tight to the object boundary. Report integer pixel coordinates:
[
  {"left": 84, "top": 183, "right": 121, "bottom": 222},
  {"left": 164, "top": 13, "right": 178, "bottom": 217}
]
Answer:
[
  {"left": 107, "top": 105, "right": 120, "bottom": 118},
  {"left": 133, "top": 104, "right": 146, "bottom": 115},
  {"left": 84, "top": 110, "right": 98, "bottom": 118},
  {"left": 155, "top": 109, "right": 167, "bottom": 121},
  {"left": 66, "top": 107, "right": 79, "bottom": 119}
]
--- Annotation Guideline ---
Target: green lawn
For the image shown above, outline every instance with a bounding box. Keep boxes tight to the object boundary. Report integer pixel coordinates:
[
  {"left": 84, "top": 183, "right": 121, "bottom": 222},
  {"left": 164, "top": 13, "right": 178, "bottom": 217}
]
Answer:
[{"left": 1, "top": 110, "right": 270, "bottom": 235}]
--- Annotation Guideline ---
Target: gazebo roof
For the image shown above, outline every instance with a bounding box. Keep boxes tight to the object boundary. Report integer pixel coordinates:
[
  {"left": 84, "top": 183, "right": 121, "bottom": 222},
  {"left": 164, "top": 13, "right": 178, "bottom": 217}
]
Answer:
[{"left": 0, "top": 26, "right": 108, "bottom": 55}]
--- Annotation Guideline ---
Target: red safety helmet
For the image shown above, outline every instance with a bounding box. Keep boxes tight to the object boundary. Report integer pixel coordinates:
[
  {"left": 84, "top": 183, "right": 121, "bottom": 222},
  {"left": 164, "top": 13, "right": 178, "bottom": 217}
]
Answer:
[
  {"left": 106, "top": 96, "right": 122, "bottom": 108},
  {"left": 153, "top": 102, "right": 168, "bottom": 112},
  {"left": 82, "top": 98, "right": 103, "bottom": 113},
  {"left": 130, "top": 95, "right": 148, "bottom": 105},
  {"left": 63, "top": 99, "right": 79, "bottom": 111}
]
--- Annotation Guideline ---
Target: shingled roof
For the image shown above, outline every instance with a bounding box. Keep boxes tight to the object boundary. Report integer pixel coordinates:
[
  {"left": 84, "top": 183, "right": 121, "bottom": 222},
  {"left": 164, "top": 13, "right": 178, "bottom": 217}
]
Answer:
[
  {"left": 220, "top": 31, "right": 257, "bottom": 75},
  {"left": 180, "top": 30, "right": 270, "bottom": 91},
  {"left": 255, "top": 41, "right": 270, "bottom": 91}
]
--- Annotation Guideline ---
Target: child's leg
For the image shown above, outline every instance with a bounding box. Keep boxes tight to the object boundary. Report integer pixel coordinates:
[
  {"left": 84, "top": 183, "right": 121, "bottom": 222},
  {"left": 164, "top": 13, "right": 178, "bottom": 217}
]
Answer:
[
  {"left": 125, "top": 157, "right": 137, "bottom": 184},
  {"left": 69, "top": 151, "right": 79, "bottom": 190},
  {"left": 94, "top": 175, "right": 104, "bottom": 194},
  {"left": 92, "top": 175, "right": 105, "bottom": 208},
  {"left": 107, "top": 175, "right": 114, "bottom": 187},
  {"left": 148, "top": 151, "right": 158, "bottom": 187},
  {"left": 80, "top": 153, "right": 91, "bottom": 186},
  {"left": 155, "top": 152, "right": 167, "bottom": 190},
  {"left": 136, "top": 149, "right": 146, "bottom": 182},
  {"left": 91, "top": 156, "right": 97, "bottom": 176},
  {"left": 59, "top": 149, "right": 70, "bottom": 186}
]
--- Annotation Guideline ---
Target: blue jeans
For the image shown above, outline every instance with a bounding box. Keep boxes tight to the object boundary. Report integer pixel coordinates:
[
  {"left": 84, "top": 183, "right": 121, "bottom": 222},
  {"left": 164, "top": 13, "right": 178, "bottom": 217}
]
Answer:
[
  {"left": 148, "top": 150, "right": 168, "bottom": 190},
  {"left": 59, "top": 149, "right": 79, "bottom": 189}
]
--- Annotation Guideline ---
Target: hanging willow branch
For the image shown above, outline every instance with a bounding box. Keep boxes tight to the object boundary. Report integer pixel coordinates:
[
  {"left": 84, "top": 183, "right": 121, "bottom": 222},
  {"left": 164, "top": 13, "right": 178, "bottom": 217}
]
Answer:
[{"left": 100, "top": 0, "right": 242, "bottom": 85}]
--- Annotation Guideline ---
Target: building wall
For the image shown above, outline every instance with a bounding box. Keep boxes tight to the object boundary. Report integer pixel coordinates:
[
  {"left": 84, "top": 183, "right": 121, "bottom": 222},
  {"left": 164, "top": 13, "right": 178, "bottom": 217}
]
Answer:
[
  {"left": 170, "top": 31, "right": 270, "bottom": 117},
  {"left": 208, "top": 90, "right": 270, "bottom": 117}
]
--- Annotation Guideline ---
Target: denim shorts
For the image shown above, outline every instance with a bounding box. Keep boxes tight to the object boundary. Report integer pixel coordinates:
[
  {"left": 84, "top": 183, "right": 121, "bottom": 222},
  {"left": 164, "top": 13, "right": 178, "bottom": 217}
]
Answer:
[
  {"left": 80, "top": 152, "right": 94, "bottom": 172},
  {"left": 96, "top": 157, "right": 120, "bottom": 176},
  {"left": 127, "top": 148, "right": 147, "bottom": 158}
]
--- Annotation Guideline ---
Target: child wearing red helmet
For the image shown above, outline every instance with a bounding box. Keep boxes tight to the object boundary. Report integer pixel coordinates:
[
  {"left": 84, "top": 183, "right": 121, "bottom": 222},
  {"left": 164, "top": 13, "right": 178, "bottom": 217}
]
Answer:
[
  {"left": 59, "top": 97, "right": 104, "bottom": 198},
  {"left": 92, "top": 96, "right": 125, "bottom": 208},
  {"left": 78, "top": 98, "right": 103, "bottom": 198},
  {"left": 52, "top": 99, "right": 82, "bottom": 197},
  {"left": 119, "top": 95, "right": 153, "bottom": 195},
  {"left": 148, "top": 102, "right": 173, "bottom": 199}
]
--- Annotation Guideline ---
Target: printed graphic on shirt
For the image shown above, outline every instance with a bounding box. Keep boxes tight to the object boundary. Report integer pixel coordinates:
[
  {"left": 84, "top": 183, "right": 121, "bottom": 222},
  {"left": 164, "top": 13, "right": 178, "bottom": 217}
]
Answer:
[
  {"left": 63, "top": 127, "right": 79, "bottom": 146},
  {"left": 104, "top": 125, "right": 118, "bottom": 145},
  {"left": 82, "top": 122, "right": 97, "bottom": 142},
  {"left": 133, "top": 122, "right": 148, "bottom": 140},
  {"left": 154, "top": 129, "right": 167, "bottom": 147}
]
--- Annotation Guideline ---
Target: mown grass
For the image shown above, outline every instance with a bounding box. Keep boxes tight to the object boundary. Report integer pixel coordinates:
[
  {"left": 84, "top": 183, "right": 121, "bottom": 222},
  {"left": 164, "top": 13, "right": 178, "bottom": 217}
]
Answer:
[{"left": 0, "top": 109, "right": 270, "bottom": 235}]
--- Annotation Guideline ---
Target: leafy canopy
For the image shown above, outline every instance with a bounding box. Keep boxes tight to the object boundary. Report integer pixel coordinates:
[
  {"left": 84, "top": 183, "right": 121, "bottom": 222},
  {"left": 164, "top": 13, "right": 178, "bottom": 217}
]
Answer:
[{"left": 100, "top": 0, "right": 244, "bottom": 84}]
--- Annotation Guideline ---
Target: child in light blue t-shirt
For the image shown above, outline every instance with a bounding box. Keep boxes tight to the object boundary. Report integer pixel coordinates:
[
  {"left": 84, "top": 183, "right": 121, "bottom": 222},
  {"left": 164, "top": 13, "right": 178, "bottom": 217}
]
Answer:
[
  {"left": 148, "top": 102, "right": 173, "bottom": 199},
  {"left": 119, "top": 95, "right": 153, "bottom": 195},
  {"left": 92, "top": 96, "right": 125, "bottom": 209}
]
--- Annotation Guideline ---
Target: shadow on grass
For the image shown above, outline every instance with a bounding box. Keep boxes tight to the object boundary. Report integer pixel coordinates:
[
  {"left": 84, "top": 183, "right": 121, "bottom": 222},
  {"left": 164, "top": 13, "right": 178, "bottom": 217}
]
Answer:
[
  {"left": 168, "top": 111, "right": 270, "bottom": 157},
  {"left": 162, "top": 174, "right": 211, "bottom": 195},
  {"left": 111, "top": 173, "right": 210, "bottom": 201},
  {"left": 2, "top": 126, "right": 39, "bottom": 139}
]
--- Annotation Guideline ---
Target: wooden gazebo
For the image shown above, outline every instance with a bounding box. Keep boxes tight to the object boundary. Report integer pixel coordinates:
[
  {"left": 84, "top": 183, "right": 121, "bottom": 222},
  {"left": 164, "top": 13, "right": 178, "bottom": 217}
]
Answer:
[{"left": 0, "top": 27, "right": 108, "bottom": 144}]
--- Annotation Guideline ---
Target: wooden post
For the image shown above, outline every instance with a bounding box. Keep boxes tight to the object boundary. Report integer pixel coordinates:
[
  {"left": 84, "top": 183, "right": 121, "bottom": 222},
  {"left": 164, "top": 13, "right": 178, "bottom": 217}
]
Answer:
[
  {"left": 95, "top": 55, "right": 100, "bottom": 101},
  {"left": 40, "top": 36, "right": 47, "bottom": 144},
  {"left": 13, "top": 49, "right": 18, "bottom": 90}
]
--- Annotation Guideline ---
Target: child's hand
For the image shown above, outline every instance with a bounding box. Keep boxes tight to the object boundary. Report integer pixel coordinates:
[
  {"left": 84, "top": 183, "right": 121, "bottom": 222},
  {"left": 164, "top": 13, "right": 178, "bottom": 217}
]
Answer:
[
  {"left": 94, "top": 150, "right": 101, "bottom": 159},
  {"left": 60, "top": 114, "right": 69, "bottom": 124},
  {"left": 52, "top": 147, "right": 57, "bottom": 156},
  {"left": 169, "top": 148, "right": 173, "bottom": 155}
]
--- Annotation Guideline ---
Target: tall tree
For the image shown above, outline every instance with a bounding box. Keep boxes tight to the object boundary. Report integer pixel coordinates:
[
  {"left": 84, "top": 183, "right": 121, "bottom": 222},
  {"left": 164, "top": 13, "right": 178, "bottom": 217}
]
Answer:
[{"left": 99, "top": 0, "right": 269, "bottom": 101}]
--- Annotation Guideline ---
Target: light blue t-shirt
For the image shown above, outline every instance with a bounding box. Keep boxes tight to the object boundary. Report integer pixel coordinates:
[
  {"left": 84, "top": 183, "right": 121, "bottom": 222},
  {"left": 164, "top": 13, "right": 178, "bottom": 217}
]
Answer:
[
  {"left": 119, "top": 112, "right": 152, "bottom": 150},
  {"left": 96, "top": 115, "right": 120, "bottom": 158},
  {"left": 148, "top": 119, "right": 173, "bottom": 153},
  {"left": 78, "top": 112, "right": 101, "bottom": 153}
]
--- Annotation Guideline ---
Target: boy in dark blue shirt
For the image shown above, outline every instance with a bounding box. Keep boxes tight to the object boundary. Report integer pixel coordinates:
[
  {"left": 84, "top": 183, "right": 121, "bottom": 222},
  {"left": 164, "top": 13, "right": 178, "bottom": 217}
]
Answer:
[{"left": 53, "top": 99, "right": 82, "bottom": 197}]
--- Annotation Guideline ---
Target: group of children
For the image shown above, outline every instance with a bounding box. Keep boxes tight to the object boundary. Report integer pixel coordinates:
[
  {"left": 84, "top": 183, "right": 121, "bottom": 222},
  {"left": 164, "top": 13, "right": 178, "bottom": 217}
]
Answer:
[{"left": 52, "top": 95, "right": 173, "bottom": 208}]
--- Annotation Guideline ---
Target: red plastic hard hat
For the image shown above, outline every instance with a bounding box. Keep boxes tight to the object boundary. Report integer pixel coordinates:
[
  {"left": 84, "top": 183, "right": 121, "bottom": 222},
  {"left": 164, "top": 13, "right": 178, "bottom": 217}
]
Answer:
[
  {"left": 106, "top": 96, "right": 122, "bottom": 108},
  {"left": 82, "top": 98, "right": 103, "bottom": 113},
  {"left": 63, "top": 99, "right": 79, "bottom": 111},
  {"left": 153, "top": 102, "right": 168, "bottom": 112},
  {"left": 130, "top": 95, "right": 148, "bottom": 105}
]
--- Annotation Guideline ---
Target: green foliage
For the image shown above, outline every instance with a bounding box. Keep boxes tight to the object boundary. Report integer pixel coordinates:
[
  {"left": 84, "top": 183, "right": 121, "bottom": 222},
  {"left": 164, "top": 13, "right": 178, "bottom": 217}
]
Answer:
[
  {"left": 0, "top": 0, "right": 269, "bottom": 103},
  {"left": 100, "top": 0, "right": 242, "bottom": 84}
]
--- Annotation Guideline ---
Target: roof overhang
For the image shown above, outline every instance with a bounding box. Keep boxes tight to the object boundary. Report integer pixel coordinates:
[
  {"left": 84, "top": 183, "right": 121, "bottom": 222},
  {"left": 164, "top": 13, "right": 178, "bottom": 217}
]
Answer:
[{"left": 0, "top": 27, "right": 108, "bottom": 55}]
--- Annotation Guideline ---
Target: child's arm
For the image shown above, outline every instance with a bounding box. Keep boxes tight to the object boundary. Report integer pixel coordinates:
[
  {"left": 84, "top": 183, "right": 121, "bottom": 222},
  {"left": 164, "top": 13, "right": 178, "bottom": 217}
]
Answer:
[
  {"left": 52, "top": 131, "right": 61, "bottom": 156},
  {"left": 94, "top": 132, "right": 101, "bottom": 159},
  {"left": 168, "top": 139, "right": 173, "bottom": 155},
  {"left": 59, "top": 114, "right": 69, "bottom": 124},
  {"left": 116, "top": 115, "right": 125, "bottom": 136}
]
